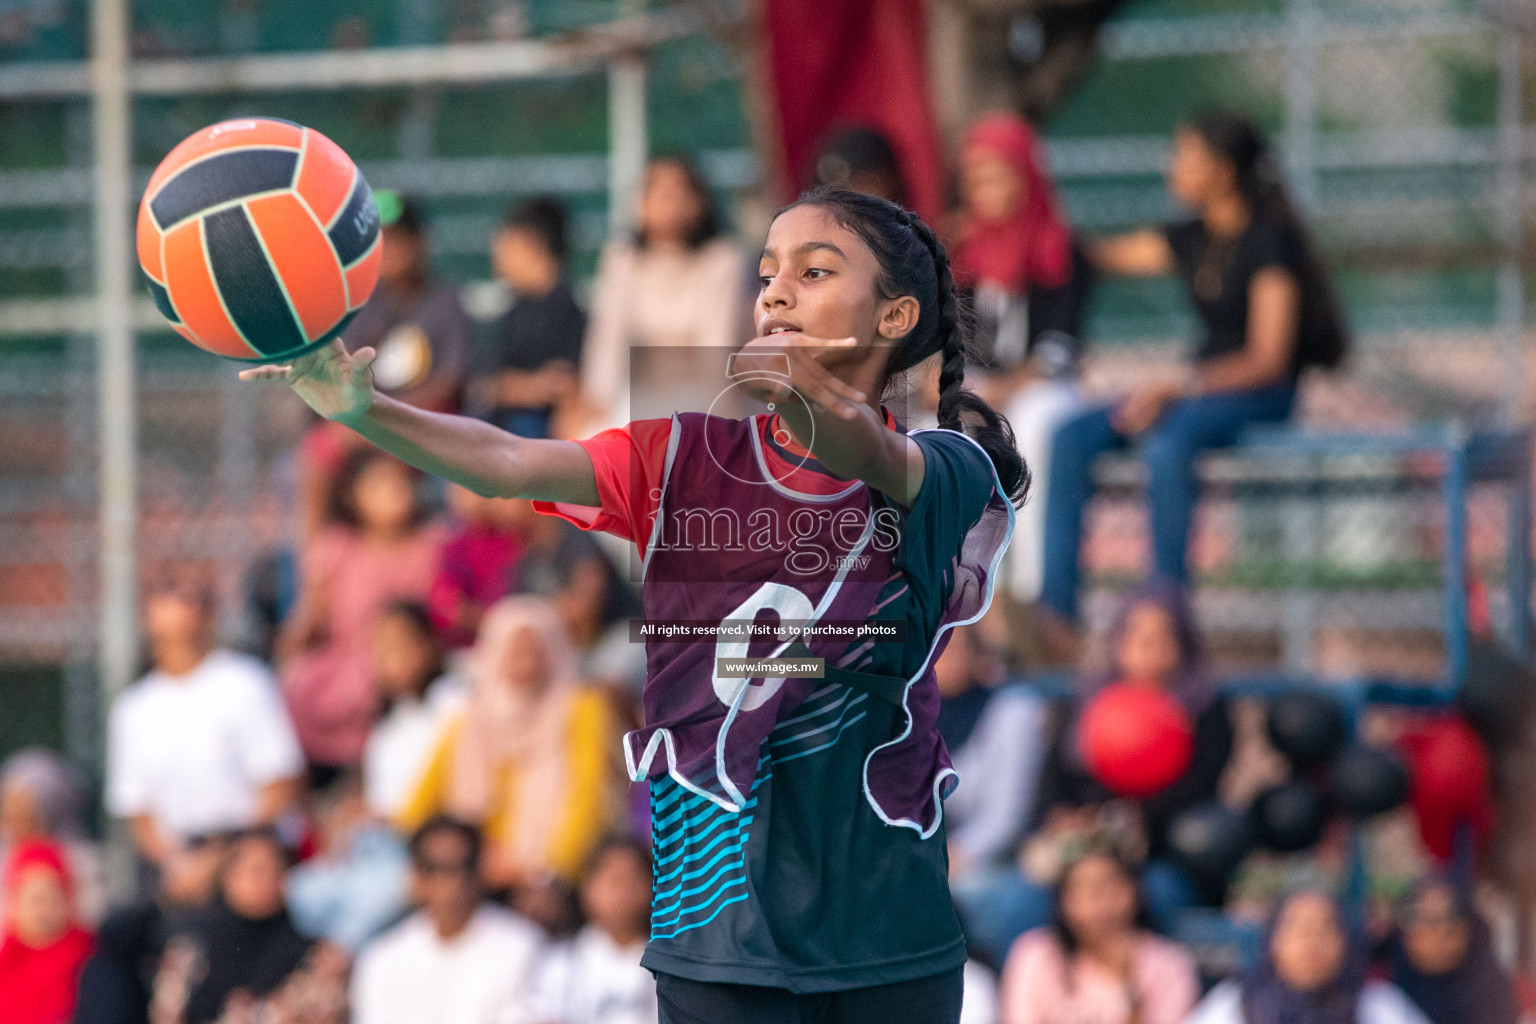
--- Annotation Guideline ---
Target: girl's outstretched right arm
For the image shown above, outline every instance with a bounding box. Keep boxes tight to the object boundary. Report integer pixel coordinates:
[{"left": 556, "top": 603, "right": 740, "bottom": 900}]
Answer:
[{"left": 240, "top": 340, "right": 600, "bottom": 506}]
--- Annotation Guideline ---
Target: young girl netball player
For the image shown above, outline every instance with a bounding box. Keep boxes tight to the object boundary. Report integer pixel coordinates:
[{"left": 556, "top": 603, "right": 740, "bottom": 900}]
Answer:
[{"left": 244, "top": 188, "right": 1024, "bottom": 1023}]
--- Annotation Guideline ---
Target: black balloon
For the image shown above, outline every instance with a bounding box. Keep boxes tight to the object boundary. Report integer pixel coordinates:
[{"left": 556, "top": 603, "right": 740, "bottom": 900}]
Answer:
[
  {"left": 1458, "top": 640, "right": 1534, "bottom": 749},
  {"left": 1267, "top": 690, "right": 1347, "bottom": 768},
  {"left": 1332, "top": 745, "right": 1410, "bottom": 818},
  {"left": 1167, "top": 801, "right": 1255, "bottom": 887},
  {"left": 1251, "top": 780, "right": 1328, "bottom": 853}
]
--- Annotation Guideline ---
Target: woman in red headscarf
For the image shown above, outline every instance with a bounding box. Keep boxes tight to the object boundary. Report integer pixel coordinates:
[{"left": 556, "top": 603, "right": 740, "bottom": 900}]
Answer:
[
  {"left": 950, "top": 111, "right": 1091, "bottom": 614},
  {"left": 0, "top": 840, "right": 95, "bottom": 1024}
]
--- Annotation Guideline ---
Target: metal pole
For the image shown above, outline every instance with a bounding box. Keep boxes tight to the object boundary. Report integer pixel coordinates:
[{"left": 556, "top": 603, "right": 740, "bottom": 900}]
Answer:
[
  {"left": 607, "top": 0, "right": 648, "bottom": 234},
  {"left": 91, "top": 0, "right": 137, "bottom": 709},
  {"left": 1283, "top": 0, "right": 1319, "bottom": 210},
  {"left": 1496, "top": 33, "right": 1524, "bottom": 424}
]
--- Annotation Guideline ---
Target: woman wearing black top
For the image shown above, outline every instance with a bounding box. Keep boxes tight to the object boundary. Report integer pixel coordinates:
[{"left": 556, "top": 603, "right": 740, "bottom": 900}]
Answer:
[{"left": 1039, "top": 112, "right": 1347, "bottom": 626}]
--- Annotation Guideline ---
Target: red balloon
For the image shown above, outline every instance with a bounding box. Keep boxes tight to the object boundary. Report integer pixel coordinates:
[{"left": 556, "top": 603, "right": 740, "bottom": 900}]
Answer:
[
  {"left": 1399, "top": 715, "right": 1495, "bottom": 862},
  {"left": 1079, "top": 682, "right": 1195, "bottom": 799}
]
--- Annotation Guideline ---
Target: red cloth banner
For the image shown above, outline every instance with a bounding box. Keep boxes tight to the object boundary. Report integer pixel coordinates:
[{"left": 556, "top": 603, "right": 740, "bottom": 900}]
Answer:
[{"left": 760, "top": 0, "right": 946, "bottom": 224}]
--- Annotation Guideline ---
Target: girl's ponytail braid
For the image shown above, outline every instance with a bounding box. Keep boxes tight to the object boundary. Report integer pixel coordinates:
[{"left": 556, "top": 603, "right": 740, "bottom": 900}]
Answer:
[{"left": 788, "top": 187, "right": 1030, "bottom": 507}]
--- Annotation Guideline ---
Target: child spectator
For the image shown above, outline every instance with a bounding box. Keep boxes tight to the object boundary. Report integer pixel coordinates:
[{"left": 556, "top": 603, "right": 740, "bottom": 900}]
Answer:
[
  {"left": 351, "top": 816, "right": 544, "bottom": 1024},
  {"left": 428, "top": 485, "right": 525, "bottom": 650},
  {"left": 156, "top": 829, "right": 312, "bottom": 1024},
  {"left": 286, "top": 603, "right": 463, "bottom": 954},
  {"left": 961, "top": 581, "right": 1232, "bottom": 962},
  {"left": 1187, "top": 890, "right": 1430, "bottom": 1024},
  {"left": 0, "top": 840, "right": 94, "bottom": 1024},
  {"left": 484, "top": 197, "right": 585, "bottom": 440},
  {"left": 397, "top": 598, "right": 624, "bottom": 890},
  {"left": 108, "top": 575, "right": 303, "bottom": 874},
  {"left": 364, "top": 602, "right": 464, "bottom": 819},
  {"left": 523, "top": 837, "right": 657, "bottom": 1024},
  {"left": 281, "top": 450, "right": 447, "bottom": 774},
  {"left": 1, "top": 748, "right": 105, "bottom": 926},
  {"left": 999, "top": 843, "right": 1197, "bottom": 1024},
  {"left": 1388, "top": 877, "right": 1519, "bottom": 1024}
]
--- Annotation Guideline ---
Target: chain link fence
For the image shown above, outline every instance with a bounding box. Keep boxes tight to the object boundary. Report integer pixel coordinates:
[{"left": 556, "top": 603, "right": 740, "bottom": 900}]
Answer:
[{"left": 0, "top": 0, "right": 1531, "bottom": 757}]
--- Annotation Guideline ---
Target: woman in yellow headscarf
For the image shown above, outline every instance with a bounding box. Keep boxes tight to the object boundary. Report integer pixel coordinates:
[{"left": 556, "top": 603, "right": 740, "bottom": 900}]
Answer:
[{"left": 397, "top": 597, "right": 624, "bottom": 887}]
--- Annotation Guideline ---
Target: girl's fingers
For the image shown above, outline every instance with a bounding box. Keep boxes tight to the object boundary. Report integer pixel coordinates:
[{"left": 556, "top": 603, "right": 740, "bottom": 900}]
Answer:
[
  {"left": 350, "top": 346, "right": 377, "bottom": 371},
  {"left": 802, "top": 337, "right": 859, "bottom": 362},
  {"left": 238, "top": 364, "right": 293, "bottom": 382},
  {"left": 791, "top": 358, "right": 864, "bottom": 419}
]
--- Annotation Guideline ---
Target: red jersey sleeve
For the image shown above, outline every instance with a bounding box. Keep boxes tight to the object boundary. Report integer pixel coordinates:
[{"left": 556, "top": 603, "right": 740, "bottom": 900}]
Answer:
[{"left": 532, "top": 418, "right": 673, "bottom": 558}]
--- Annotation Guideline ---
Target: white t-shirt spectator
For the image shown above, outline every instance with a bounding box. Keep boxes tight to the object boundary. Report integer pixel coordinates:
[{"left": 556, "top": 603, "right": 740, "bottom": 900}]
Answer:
[
  {"left": 352, "top": 904, "right": 543, "bottom": 1024},
  {"left": 106, "top": 649, "right": 302, "bottom": 842},
  {"left": 520, "top": 925, "right": 656, "bottom": 1024},
  {"left": 362, "top": 676, "right": 464, "bottom": 819},
  {"left": 1185, "top": 979, "right": 1432, "bottom": 1024}
]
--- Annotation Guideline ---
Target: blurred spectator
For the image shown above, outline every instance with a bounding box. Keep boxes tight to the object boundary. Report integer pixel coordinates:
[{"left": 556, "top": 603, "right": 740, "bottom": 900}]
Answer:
[
  {"left": 483, "top": 197, "right": 585, "bottom": 440},
  {"left": 351, "top": 816, "right": 543, "bottom": 1024},
  {"left": 428, "top": 485, "right": 526, "bottom": 650},
  {"left": 1, "top": 748, "right": 105, "bottom": 926},
  {"left": 502, "top": 499, "right": 643, "bottom": 688},
  {"left": 300, "top": 191, "right": 472, "bottom": 540},
  {"left": 284, "top": 773, "right": 410, "bottom": 955},
  {"left": 522, "top": 837, "right": 656, "bottom": 1024},
  {"left": 950, "top": 112, "right": 1077, "bottom": 376},
  {"left": 1045, "top": 111, "right": 1347, "bottom": 628},
  {"left": 74, "top": 836, "right": 228, "bottom": 1024},
  {"left": 1186, "top": 890, "right": 1429, "bottom": 1024},
  {"left": 108, "top": 576, "right": 302, "bottom": 872},
  {"left": 998, "top": 844, "right": 1198, "bottom": 1024},
  {"left": 814, "top": 126, "right": 910, "bottom": 206},
  {"left": 579, "top": 154, "right": 748, "bottom": 430},
  {"left": 0, "top": 840, "right": 93, "bottom": 1024},
  {"left": 347, "top": 191, "right": 472, "bottom": 413},
  {"left": 156, "top": 829, "right": 313, "bottom": 1024},
  {"left": 934, "top": 625, "right": 1050, "bottom": 878},
  {"left": 1039, "top": 581, "right": 1231, "bottom": 868},
  {"left": 364, "top": 602, "right": 464, "bottom": 820},
  {"left": 281, "top": 450, "right": 447, "bottom": 775},
  {"left": 947, "top": 112, "right": 1091, "bottom": 613},
  {"left": 961, "top": 582, "right": 1231, "bottom": 961},
  {"left": 397, "top": 598, "right": 623, "bottom": 890},
  {"left": 285, "top": 603, "right": 462, "bottom": 954},
  {"left": 1387, "top": 877, "right": 1519, "bottom": 1024}
]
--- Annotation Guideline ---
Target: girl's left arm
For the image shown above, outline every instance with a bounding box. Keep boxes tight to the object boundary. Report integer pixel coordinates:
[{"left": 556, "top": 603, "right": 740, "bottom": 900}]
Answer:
[{"left": 729, "top": 335, "right": 926, "bottom": 505}]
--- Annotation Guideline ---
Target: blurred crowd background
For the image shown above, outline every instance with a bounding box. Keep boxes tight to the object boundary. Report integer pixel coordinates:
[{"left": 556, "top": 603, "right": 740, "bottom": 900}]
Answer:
[{"left": 4, "top": 0, "right": 1536, "bottom": 1022}]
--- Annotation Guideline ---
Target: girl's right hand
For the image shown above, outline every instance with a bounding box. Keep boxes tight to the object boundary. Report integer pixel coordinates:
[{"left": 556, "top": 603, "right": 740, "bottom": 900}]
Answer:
[{"left": 238, "top": 339, "right": 377, "bottom": 423}]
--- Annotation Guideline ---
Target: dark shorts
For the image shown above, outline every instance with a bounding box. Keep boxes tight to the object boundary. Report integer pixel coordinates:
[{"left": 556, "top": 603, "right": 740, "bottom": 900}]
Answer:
[{"left": 655, "top": 968, "right": 965, "bottom": 1024}]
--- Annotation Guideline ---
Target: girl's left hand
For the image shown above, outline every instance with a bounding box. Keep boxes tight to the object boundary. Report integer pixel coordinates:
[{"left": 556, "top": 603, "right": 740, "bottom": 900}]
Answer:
[{"left": 729, "top": 334, "right": 868, "bottom": 421}]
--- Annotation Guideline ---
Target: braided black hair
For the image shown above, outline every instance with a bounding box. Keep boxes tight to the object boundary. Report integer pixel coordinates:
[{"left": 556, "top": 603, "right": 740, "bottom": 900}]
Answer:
[{"left": 785, "top": 186, "right": 1030, "bottom": 507}]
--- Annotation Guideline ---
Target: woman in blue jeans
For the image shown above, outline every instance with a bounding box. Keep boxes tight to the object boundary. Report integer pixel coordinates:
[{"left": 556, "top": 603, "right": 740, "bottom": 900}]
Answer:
[{"left": 1041, "top": 111, "right": 1347, "bottom": 626}]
